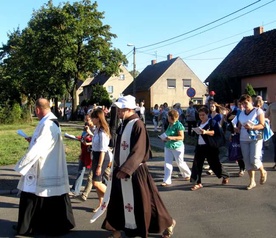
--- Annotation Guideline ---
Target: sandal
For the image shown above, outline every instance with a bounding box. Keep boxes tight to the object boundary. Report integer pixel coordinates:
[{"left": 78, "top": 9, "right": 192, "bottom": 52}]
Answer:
[
  {"left": 107, "top": 230, "right": 122, "bottom": 238},
  {"left": 161, "top": 182, "right": 170, "bottom": 187},
  {"left": 92, "top": 206, "right": 100, "bottom": 213},
  {"left": 247, "top": 182, "right": 256, "bottom": 190},
  {"left": 206, "top": 170, "right": 214, "bottom": 175},
  {"left": 191, "top": 184, "right": 203, "bottom": 191},
  {"left": 162, "top": 219, "right": 176, "bottom": 238},
  {"left": 260, "top": 171, "right": 267, "bottom": 185},
  {"left": 238, "top": 170, "right": 245, "bottom": 177},
  {"left": 222, "top": 177, "right": 229, "bottom": 185}
]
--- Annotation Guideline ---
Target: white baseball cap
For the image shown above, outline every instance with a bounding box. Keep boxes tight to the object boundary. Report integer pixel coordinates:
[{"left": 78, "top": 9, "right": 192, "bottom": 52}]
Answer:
[{"left": 114, "top": 95, "right": 136, "bottom": 109}]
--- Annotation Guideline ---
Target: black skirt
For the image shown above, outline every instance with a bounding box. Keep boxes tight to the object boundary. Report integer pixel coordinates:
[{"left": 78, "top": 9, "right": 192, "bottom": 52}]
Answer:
[{"left": 17, "top": 191, "right": 75, "bottom": 236}]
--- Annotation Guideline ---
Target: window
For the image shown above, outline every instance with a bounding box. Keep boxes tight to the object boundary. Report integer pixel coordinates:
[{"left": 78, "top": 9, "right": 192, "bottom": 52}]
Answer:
[
  {"left": 167, "top": 79, "right": 176, "bottom": 88},
  {"left": 183, "top": 79, "right": 191, "bottom": 88},
  {"left": 119, "top": 74, "right": 125, "bottom": 80},
  {"left": 107, "top": 86, "right": 113, "bottom": 94}
]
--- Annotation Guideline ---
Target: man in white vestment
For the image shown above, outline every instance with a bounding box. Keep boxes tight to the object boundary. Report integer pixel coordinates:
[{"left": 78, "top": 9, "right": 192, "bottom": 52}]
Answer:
[{"left": 14, "top": 98, "right": 75, "bottom": 236}]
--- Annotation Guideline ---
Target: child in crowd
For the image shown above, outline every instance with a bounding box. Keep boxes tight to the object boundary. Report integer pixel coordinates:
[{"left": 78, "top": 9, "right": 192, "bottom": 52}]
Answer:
[{"left": 69, "top": 114, "right": 94, "bottom": 197}]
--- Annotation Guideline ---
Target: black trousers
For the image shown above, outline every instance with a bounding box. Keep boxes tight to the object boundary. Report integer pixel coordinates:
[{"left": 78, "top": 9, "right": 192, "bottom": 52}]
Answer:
[
  {"left": 191, "top": 144, "right": 229, "bottom": 184},
  {"left": 17, "top": 191, "right": 75, "bottom": 236}
]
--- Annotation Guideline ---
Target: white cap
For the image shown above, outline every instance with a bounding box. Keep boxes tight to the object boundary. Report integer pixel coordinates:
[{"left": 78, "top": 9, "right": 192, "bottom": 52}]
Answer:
[{"left": 114, "top": 95, "right": 136, "bottom": 109}]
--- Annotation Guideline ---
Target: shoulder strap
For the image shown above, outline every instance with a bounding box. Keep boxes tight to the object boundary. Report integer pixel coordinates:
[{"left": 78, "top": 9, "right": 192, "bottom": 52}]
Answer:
[{"left": 51, "top": 119, "right": 60, "bottom": 127}]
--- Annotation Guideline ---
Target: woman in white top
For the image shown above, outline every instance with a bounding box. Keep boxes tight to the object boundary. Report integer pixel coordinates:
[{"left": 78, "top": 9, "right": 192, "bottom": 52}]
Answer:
[
  {"left": 151, "top": 104, "right": 160, "bottom": 131},
  {"left": 90, "top": 108, "right": 111, "bottom": 212},
  {"left": 236, "top": 94, "right": 267, "bottom": 190}
]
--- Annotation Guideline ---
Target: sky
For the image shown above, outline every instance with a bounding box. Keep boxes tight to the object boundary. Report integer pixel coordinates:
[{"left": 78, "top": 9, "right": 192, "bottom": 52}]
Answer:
[{"left": 1, "top": 0, "right": 276, "bottom": 81}]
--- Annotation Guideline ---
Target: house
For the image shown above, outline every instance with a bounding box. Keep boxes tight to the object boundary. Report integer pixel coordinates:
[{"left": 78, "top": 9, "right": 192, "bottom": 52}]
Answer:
[
  {"left": 79, "top": 65, "right": 133, "bottom": 104},
  {"left": 78, "top": 77, "right": 94, "bottom": 105},
  {"left": 205, "top": 27, "right": 276, "bottom": 103},
  {"left": 123, "top": 54, "right": 207, "bottom": 111}
]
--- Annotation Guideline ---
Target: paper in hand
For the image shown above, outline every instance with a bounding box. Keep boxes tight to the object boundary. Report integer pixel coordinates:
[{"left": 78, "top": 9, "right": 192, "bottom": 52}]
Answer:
[
  {"left": 192, "top": 127, "right": 203, "bottom": 135},
  {"left": 17, "top": 130, "right": 29, "bottom": 138},
  {"left": 64, "top": 133, "right": 80, "bottom": 141},
  {"left": 158, "top": 132, "right": 168, "bottom": 140}
]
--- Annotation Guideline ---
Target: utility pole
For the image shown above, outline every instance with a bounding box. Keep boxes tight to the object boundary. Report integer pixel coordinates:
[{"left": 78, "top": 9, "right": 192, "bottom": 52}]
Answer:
[{"left": 127, "top": 44, "right": 136, "bottom": 97}]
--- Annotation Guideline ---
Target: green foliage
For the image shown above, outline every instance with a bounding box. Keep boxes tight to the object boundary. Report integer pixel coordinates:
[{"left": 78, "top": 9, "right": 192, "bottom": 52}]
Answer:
[
  {"left": 244, "top": 83, "right": 256, "bottom": 96},
  {"left": 88, "top": 84, "right": 112, "bottom": 107},
  {"left": 0, "top": 0, "right": 127, "bottom": 119},
  {"left": 0, "top": 102, "right": 32, "bottom": 124}
]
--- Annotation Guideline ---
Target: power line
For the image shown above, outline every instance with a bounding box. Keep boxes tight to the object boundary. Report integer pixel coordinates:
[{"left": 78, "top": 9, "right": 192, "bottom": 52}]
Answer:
[
  {"left": 137, "top": 0, "right": 262, "bottom": 50},
  {"left": 179, "top": 19, "right": 276, "bottom": 56},
  {"left": 136, "top": 17, "right": 275, "bottom": 64},
  {"left": 183, "top": 41, "right": 239, "bottom": 59},
  {"left": 139, "top": 0, "right": 275, "bottom": 53}
]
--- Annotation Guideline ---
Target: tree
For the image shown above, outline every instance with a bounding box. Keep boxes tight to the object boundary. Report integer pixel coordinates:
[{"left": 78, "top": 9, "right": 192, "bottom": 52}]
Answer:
[
  {"left": 244, "top": 83, "right": 256, "bottom": 96},
  {"left": 0, "top": 0, "right": 127, "bottom": 119},
  {"left": 88, "top": 84, "right": 111, "bottom": 107},
  {"left": 129, "top": 69, "right": 140, "bottom": 79}
]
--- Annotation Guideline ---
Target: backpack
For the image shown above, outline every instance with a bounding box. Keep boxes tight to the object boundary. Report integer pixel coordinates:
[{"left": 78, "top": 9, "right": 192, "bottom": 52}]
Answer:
[{"left": 202, "top": 119, "right": 226, "bottom": 148}]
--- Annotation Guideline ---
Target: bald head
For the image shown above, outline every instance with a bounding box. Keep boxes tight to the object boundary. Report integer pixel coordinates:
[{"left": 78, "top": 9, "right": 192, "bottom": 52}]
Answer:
[
  {"left": 36, "top": 98, "right": 50, "bottom": 109},
  {"left": 35, "top": 98, "right": 51, "bottom": 119}
]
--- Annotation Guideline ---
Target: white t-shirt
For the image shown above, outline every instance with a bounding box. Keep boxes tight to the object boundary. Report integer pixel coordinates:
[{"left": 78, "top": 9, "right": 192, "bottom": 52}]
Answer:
[
  {"left": 198, "top": 120, "right": 209, "bottom": 145},
  {"left": 92, "top": 128, "right": 110, "bottom": 152},
  {"left": 238, "top": 107, "right": 264, "bottom": 141}
]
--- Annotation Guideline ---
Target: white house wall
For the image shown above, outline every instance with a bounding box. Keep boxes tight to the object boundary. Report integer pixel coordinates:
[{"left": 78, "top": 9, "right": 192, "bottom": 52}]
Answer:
[{"left": 150, "top": 58, "right": 206, "bottom": 108}]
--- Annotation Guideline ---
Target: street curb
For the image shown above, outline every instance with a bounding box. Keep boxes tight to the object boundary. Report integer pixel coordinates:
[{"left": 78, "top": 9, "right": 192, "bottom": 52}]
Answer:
[{"left": 0, "top": 189, "right": 18, "bottom": 195}]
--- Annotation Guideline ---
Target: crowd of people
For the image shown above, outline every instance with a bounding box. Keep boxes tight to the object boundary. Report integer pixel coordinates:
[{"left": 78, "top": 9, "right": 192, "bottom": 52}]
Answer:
[{"left": 12, "top": 92, "right": 276, "bottom": 237}]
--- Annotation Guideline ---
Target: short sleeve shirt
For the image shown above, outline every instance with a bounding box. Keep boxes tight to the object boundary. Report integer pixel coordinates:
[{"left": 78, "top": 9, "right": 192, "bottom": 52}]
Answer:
[
  {"left": 92, "top": 128, "right": 110, "bottom": 152},
  {"left": 165, "top": 120, "right": 184, "bottom": 149},
  {"left": 239, "top": 107, "right": 264, "bottom": 141}
]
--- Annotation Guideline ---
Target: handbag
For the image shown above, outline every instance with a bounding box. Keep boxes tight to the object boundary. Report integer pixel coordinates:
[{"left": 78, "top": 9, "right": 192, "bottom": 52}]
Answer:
[
  {"left": 263, "top": 119, "right": 274, "bottom": 141},
  {"left": 228, "top": 134, "right": 243, "bottom": 161},
  {"left": 203, "top": 119, "right": 226, "bottom": 148},
  {"left": 247, "top": 119, "right": 273, "bottom": 141}
]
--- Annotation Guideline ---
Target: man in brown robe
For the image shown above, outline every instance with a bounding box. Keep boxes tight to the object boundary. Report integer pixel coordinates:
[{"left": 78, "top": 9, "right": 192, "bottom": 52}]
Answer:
[{"left": 102, "top": 95, "right": 176, "bottom": 238}]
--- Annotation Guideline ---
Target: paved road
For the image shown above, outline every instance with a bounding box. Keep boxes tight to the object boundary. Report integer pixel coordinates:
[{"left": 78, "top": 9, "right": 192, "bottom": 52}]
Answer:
[{"left": 1, "top": 125, "right": 276, "bottom": 238}]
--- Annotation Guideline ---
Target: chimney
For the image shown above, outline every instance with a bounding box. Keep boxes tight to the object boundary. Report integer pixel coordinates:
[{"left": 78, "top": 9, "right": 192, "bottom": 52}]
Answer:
[
  {"left": 254, "top": 26, "right": 264, "bottom": 36},
  {"left": 167, "top": 54, "right": 172, "bottom": 61},
  {"left": 151, "top": 59, "right": 157, "bottom": 65}
]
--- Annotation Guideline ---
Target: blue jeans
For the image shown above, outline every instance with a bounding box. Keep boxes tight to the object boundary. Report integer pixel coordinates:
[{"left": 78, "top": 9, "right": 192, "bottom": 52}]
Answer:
[{"left": 71, "top": 160, "right": 87, "bottom": 195}]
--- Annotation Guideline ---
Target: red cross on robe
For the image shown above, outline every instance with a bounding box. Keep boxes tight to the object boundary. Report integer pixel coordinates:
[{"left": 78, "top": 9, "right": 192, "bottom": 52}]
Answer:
[
  {"left": 121, "top": 141, "right": 129, "bottom": 150},
  {"left": 125, "top": 203, "right": 134, "bottom": 212}
]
